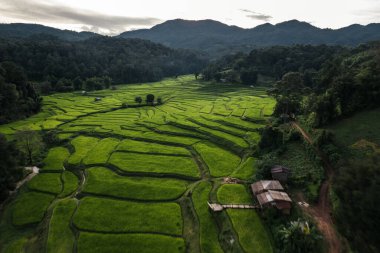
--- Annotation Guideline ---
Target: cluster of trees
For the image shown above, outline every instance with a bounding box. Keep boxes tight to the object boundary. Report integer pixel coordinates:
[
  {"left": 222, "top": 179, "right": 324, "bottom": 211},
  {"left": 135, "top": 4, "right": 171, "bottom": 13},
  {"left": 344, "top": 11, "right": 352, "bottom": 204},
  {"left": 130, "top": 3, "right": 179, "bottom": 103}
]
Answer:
[
  {"left": 40, "top": 76, "right": 113, "bottom": 93},
  {"left": 0, "top": 134, "right": 23, "bottom": 202},
  {"left": 204, "top": 42, "right": 379, "bottom": 127},
  {"left": 0, "top": 35, "right": 208, "bottom": 93},
  {"left": 269, "top": 42, "right": 380, "bottom": 127},
  {"left": 333, "top": 151, "right": 380, "bottom": 253},
  {"left": 0, "top": 61, "right": 42, "bottom": 123},
  {"left": 202, "top": 45, "right": 344, "bottom": 85},
  {"left": 134, "top": 94, "right": 162, "bottom": 105}
]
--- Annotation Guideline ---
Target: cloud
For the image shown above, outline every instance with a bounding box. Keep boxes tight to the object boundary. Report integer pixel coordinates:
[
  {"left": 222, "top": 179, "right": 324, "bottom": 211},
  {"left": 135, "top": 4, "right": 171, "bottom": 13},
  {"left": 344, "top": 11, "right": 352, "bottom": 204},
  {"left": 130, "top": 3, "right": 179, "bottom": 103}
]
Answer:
[
  {"left": 240, "top": 9, "right": 272, "bottom": 22},
  {"left": 0, "top": 0, "right": 161, "bottom": 35}
]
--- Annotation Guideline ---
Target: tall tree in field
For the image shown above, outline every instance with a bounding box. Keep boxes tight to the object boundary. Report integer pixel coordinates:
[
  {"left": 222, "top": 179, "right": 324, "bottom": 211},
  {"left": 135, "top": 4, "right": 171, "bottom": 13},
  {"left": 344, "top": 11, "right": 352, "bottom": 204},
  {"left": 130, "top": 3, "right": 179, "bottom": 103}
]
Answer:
[
  {"left": 135, "top": 96, "right": 143, "bottom": 104},
  {"left": 146, "top": 94, "right": 155, "bottom": 105},
  {"left": 14, "top": 128, "right": 43, "bottom": 165}
]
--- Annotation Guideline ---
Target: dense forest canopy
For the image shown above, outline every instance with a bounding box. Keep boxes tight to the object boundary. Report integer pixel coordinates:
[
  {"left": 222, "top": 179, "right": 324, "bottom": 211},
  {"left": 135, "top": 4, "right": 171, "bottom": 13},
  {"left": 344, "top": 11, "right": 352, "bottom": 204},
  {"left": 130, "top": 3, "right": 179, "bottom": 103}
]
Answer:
[
  {"left": 0, "top": 35, "right": 207, "bottom": 122},
  {"left": 203, "top": 42, "right": 380, "bottom": 127},
  {"left": 0, "top": 62, "right": 41, "bottom": 123},
  {"left": 0, "top": 35, "right": 208, "bottom": 91}
]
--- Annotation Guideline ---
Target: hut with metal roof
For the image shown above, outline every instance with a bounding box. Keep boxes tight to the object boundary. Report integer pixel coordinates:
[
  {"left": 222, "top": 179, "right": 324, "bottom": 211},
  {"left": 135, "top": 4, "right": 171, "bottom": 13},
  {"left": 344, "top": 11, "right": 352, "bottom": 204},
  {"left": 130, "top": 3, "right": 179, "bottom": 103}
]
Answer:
[
  {"left": 271, "top": 165, "right": 291, "bottom": 182},
  {"left": 251, "top": 180, "right": 284, "bottom": 195},
  {"left": 256, "top": 190, "right": 292, "bottom": 214}
]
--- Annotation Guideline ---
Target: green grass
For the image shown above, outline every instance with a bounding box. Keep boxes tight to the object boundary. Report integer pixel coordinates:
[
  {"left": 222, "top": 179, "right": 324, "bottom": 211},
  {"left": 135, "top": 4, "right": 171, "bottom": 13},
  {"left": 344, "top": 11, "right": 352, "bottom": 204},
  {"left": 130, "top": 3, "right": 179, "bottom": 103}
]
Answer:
[
  {"left": 230, "top": 157, "right": 256, "bottom": 180},
  {"left": 0, "top": 76, "right": 275, "bottom": 251},
  {"left": 27, "top": 173, "right": 62, "bottom": 194},
  {"left": 73, "top": 197, "right": 183, "bottom": 235},
  {"left": 83, "top": 167, "right": 188, "bottom": 200},
  {"left": 11, "top": 191, "right": 55, "bottom": 226},
  {"left": 194, "top": 142, "right": 241, "bottom": 177},
  {"left": 109, "top": 152, "right": 200, "bottom": 177},
  {"left": 47, "top": 199, "right": 77, "bottom": 253},
  {"left": 192, "top": 181, "right": 223, "bottom": 253},
  {"left": 2, "top": 237, "right": 28, "bottom": 253},
  {"left": 217, "top": 184, "right": 252, "bottom": 204},
  {"left": 217, "top": 184, "right": 273, "bottom": 253},
  {"left": 43, "top": 147, "right": 70, "bottom": 171},
  {"left": 116, "top": 139, "right": 190, "bottom": 156},
  {"left": 68, "top": 136, "right": 99, "bottom": 165},
  {"left": 60, "top": 171, "right": 79, "bottom": 197},
  {"left": 327, "top": 108, "right": 380, "bottom": 146},
  {"left": 77, "top": 233, "right": 185, "bottom": 253},
  {"left": 82, "top": 138, "right": 119, "bottom": 165}
]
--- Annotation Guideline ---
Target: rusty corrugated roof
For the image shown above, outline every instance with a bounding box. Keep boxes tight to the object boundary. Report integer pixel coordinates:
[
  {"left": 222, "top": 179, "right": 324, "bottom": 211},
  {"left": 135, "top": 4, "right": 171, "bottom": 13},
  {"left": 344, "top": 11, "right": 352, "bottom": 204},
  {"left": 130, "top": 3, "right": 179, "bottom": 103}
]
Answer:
[{"left": 251, "top": 180, "right": 284, "bottom": 195}]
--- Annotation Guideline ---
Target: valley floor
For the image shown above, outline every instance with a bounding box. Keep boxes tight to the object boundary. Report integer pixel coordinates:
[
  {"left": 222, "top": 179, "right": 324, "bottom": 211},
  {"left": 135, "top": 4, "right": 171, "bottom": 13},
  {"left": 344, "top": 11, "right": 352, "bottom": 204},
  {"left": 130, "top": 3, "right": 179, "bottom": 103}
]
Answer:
[{"left": 0, "top": 76, "right": 275, "bottom": 253}]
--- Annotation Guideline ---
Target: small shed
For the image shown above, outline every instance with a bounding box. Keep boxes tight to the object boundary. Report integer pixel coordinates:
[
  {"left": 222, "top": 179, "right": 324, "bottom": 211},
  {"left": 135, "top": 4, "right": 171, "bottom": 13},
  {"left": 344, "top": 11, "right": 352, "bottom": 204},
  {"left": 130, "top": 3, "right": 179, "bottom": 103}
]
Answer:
[
  {"left": 251, "top": 180, "right": 284, "bottom": 195},
  {"left": 271, "top": 165, "right": 291, "bottom": 182},
  {"left": 256, "top": 190, "right": 292, "bottom": 214},
  {"left": 94, "top": 97, "right": 102, "bottom": 102}
]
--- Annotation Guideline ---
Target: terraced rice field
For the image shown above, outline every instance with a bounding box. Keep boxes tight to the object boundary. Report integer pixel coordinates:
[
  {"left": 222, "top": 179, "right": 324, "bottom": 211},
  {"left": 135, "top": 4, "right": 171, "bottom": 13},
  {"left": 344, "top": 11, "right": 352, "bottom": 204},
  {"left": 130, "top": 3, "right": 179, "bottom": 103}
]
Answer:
[{"left": 0, "top": 76, "right": 275, "bottom": 253}]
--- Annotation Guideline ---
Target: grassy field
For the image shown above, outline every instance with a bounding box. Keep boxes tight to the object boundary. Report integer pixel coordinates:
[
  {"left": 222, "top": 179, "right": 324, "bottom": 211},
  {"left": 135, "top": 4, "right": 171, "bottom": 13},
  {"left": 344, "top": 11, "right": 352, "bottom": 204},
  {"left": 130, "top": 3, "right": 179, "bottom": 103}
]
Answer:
[
  {"left": 27, "top": 173, "right": 63, "bottom": 194},
  {"left": 217, "top": 184, "right": 273, "bottom": 253},
  {"left": 109, "top": 152, "right": 200, "bottom": 177},
  {"left": 77, "top": 233, "right": 185, "bottom": 253},
  {"left": 194, "top": 142, "right": 241, "bottom": 177},
  {"left": 0, "top": 76, "right": 275, "bottom": 253},
  {"left": 83, "top": 167, "right": 189, "bottom": 200},
  {"left": 11, "top": 191, "right": 55, "bottom": 226},
  {"left": 42, "top": 147, "right": 70, "bottom": 171},
  {"left": 327, "top": 108, "right": 380, "bottom": 146},
  {"left": 73, "top": 197, "right": 183, "bottom": 235},
  {"left": 47, "top": 199, "right": 77, "bottom": 253}
]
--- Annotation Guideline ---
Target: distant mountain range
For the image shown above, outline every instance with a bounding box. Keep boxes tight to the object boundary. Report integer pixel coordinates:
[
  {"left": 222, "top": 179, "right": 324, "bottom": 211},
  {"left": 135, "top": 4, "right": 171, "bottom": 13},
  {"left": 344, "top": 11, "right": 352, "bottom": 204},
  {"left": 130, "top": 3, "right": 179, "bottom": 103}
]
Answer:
[
  {"left": 119, "top": 19, "right": 380, "bottom": 55},
  {"left": 1, "top": 19, "right": 380, "bottom": 55},
  {"left": 0, "top": 23, "right": 98, "bottom": 41}
]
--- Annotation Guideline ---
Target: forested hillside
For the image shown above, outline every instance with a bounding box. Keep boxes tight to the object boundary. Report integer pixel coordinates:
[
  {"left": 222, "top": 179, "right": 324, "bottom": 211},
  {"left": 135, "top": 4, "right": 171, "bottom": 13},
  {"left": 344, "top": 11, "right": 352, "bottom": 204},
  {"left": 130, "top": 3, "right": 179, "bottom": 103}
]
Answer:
[
  {"left": 0, "top": 62, "right": 41, "bottom": 123},
  {"left": 0, "top": 35, "right": 207, "bottom": 123},
  {"left": 0, "top": 23, "right": 98, "bottom": 41},
  {"left": 204, "top": 41, "right": 380, "bottom": 253},
  {"left": 202, "top": 42, "right": 380, "bottom": 126}
]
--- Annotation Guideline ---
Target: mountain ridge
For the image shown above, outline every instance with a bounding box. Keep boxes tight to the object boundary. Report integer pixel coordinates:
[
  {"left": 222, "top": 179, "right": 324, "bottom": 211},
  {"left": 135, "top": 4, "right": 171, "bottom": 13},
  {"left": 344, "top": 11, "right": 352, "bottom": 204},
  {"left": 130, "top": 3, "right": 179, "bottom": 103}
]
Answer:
[{"left": 1, "top": 19, "right": 380, "bottom": 56}]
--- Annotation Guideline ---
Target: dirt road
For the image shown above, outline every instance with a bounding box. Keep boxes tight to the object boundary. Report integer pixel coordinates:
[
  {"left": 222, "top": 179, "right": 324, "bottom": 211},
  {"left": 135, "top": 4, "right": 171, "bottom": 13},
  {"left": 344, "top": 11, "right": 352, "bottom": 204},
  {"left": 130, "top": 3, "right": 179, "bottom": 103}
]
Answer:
[{"left": 292, "top": 122, "right": 341, "bottom": 253}]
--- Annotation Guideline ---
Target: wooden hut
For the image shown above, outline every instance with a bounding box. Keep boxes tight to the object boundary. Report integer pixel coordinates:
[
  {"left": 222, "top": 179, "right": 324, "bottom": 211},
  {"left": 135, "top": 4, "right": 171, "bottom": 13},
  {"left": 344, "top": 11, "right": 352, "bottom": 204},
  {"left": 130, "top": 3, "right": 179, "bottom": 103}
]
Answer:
[
  {"left": 256, "top": 190, "right": 292, "bottom": 214},
  {"left": 251, "top": 180, "right": 284, "bottom": 195},
  {"left": 271, "top": 165, "right": 291, "bottom": 182}
]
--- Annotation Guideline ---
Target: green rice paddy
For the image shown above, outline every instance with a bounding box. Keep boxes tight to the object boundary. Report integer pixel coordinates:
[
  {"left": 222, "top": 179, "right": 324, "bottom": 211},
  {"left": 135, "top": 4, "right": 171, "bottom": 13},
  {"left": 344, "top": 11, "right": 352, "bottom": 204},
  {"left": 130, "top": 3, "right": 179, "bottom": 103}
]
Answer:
[{"left": 0, "top": 76, "right": 275, "bottom": 252}]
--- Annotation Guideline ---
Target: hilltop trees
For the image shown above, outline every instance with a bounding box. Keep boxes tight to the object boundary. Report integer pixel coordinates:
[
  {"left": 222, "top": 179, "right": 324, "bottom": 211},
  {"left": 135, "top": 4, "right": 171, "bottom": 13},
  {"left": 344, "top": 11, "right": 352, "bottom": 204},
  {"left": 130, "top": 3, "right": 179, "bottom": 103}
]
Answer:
[
  {"left": 0, "top": 62, "right": 42, "bottom": 123},
  {"left": 240, "top": 68, "right": 258, "bottom": 85},
  {"left": 0, "top": 36, "right": 208, "bottom": 93},
  {"left": 269, "top": 72, "right": 306, "bottom": 116}
]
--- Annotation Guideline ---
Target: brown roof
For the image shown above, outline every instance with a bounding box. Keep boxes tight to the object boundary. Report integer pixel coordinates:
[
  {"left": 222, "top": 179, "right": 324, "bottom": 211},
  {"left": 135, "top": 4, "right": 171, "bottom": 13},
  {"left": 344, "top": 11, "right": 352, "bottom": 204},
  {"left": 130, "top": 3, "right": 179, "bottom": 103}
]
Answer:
[
  {"left": 271, "top": 166, "right": 290, "bottom": 174},
  {"left": 251, "top": 180, "right": 284, "bottom": 195},
  {"left": 256, "top": 190, "right": 292, "bottom": 207}
]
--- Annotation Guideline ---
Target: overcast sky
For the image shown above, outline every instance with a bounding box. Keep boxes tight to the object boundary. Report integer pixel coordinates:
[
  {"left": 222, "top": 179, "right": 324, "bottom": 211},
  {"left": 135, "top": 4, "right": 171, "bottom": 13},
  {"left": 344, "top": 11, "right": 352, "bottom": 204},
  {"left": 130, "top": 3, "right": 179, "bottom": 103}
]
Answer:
[{"left": 0, "top": 0, "right": 379, "bottom": 35}]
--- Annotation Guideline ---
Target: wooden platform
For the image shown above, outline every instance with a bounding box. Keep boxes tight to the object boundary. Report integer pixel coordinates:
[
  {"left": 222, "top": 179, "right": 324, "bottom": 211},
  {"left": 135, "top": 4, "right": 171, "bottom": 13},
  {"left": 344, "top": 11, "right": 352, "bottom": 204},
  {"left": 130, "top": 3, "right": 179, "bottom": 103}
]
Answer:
[{"left": 207, "top": 202, "right": 259, "bottom": 212}]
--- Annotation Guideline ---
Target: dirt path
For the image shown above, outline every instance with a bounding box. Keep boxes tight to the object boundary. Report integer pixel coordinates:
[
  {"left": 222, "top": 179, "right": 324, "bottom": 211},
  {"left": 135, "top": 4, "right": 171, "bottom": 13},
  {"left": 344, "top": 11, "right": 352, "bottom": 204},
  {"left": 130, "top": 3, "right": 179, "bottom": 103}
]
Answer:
[
  {"left": 0, "top": 166, "right": 40, "bottom": 211},
  {"left": 291, "top": 122, "right": 341, "bottom": 253}
]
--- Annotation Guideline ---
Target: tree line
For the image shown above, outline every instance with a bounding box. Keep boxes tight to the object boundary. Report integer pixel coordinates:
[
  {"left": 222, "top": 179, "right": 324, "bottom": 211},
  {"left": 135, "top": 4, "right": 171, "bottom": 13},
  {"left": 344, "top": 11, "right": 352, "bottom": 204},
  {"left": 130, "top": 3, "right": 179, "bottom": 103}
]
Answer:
[
  {"left": 202, "top": 42, "right": 380, "bottom": 127},
  {"left": 0, "top": 35, "right": 208, "bottom": 93}
]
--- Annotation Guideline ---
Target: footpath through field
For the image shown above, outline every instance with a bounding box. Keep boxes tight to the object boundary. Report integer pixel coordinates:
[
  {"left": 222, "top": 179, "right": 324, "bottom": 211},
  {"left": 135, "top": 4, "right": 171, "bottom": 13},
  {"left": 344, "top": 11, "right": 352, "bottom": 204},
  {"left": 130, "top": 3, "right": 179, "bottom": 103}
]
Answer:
[{"left": 291, "top": 122, "right": 342, "bottom": 253}]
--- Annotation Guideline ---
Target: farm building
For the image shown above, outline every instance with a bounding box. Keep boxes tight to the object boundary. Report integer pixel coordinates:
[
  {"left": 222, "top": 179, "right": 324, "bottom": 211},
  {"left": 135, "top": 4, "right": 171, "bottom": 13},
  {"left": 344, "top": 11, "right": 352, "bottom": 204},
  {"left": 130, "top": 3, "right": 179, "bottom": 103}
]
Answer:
[
  {"left": 94, "top": 97, "right": 102, "bottom": 102},
  {"left": 256, "top": 190, "right": 292, "bottom": 214},
  {"left": 271, "top": 165, "right": 291, "bottom": 182},
  {"left": 251, "top": 180, "right": 284, "bottom": 195}
]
